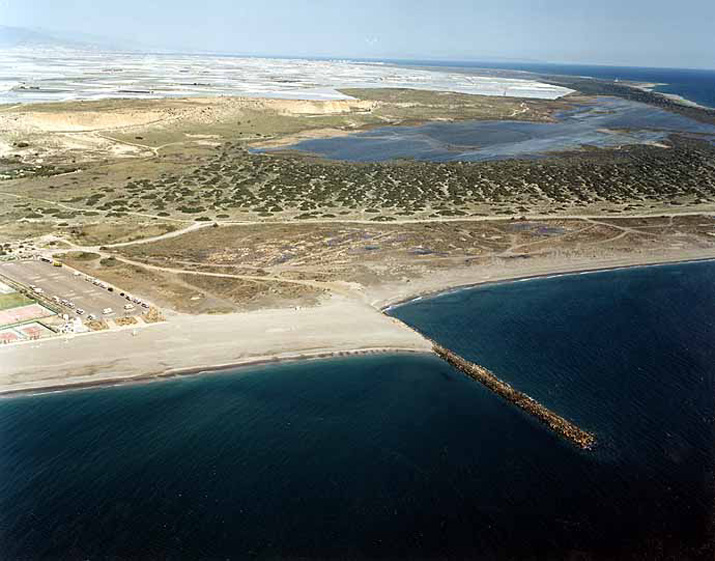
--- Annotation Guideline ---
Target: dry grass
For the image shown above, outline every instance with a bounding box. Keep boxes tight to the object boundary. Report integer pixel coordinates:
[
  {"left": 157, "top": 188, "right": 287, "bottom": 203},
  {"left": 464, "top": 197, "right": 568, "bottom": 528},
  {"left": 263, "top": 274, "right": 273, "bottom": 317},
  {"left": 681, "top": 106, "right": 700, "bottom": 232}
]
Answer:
[
  {"left": 86, "top": 319, "right": 109, "bottom": 331},
  {"left": 67, "top": 222, "right": 179, "bottom": 246},
  {"left": 117, "top": 216, "right": 715, "bottom": 298},
  {"left": 142, "top": 307, "right": 165, "bottom": 323},
  {"left": 178, "top": 274, "right": 325, "bottom": 312}
]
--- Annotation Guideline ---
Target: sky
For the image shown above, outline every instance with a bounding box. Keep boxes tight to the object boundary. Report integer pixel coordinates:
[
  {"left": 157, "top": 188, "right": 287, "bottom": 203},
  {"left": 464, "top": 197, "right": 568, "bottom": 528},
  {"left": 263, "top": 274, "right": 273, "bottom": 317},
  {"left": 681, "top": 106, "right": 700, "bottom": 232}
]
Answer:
[{"left": 2, "top": 0, "right": 715, "bottom": 68}]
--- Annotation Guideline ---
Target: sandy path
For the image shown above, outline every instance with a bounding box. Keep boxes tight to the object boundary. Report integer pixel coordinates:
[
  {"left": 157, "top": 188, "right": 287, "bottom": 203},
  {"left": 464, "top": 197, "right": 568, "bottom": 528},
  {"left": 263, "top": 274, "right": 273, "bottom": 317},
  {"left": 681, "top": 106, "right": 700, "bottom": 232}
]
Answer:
[
  {"left": 113, "top": 255, "right": 353, "bottom": 295},
  {"left": 3, "top": 187, "right": 713, "bottom": 230},
  {"left": 105, "top": 222, "right": 213, "bottom": 248}
]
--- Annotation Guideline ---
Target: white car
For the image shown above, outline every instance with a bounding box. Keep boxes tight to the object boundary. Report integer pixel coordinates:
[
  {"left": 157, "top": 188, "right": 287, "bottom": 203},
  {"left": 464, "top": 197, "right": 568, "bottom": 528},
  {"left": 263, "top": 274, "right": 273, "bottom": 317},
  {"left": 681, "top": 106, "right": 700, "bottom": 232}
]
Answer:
[
  {"left": 102, "top": 308, "right": 114, "bottom": 315},
  {"left": 124, "top": 304, "right": 135, "bottom": 311}
]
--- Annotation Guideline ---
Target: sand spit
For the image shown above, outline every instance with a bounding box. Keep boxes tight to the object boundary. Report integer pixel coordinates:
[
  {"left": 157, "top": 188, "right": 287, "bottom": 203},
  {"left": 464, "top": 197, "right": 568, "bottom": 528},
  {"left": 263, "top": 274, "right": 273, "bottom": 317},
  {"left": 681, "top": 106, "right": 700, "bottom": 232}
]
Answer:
[{"left": 371, "top": 249, "right": 715, "bottom": 310}]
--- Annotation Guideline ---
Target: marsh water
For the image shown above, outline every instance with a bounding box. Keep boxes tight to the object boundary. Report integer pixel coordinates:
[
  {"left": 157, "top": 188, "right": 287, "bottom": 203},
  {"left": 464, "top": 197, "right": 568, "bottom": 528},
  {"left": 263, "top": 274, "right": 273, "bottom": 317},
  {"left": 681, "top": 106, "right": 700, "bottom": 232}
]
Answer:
[
  {"left": 1, "top": 261, "right": 714, "bottom": 559},
  {"left": 260, "top": 98, "right": 715, "bottom": 162}
]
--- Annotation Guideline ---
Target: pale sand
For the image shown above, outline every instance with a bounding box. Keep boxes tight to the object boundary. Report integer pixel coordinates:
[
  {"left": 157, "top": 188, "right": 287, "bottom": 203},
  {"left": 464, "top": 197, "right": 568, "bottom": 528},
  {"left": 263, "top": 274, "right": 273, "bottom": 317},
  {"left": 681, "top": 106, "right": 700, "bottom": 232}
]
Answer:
[
  {"left": 3, "top": 248, "right": 715, "bottom": 396},
  {"left": 0, "top": 296, "right": 431, "bottom": 396},
  {"left": 629, "top": 83, "right": 709, "bottom": 110},
  {"left": 368, "top": 249, "right": 715, "bottom": 309}
]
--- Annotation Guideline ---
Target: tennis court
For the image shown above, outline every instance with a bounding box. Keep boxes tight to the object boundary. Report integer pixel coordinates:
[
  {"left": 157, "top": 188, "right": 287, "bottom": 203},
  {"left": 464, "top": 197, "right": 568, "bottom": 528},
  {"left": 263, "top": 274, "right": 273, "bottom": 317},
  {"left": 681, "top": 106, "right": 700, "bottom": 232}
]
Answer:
[{"left": 0, "top": 303, "right": 55, "bottom": 328}]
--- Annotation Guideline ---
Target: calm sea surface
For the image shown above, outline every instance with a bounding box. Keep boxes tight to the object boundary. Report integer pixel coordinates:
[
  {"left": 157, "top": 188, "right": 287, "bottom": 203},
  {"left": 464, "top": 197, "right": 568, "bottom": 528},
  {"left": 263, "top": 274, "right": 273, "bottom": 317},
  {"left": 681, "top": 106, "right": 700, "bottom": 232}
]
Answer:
[
  {"left": 1, "top": 261, "right": 714, "bottom": 559},
  {"left": 394, "top": 60, "right": 715, "bottom": 109}
]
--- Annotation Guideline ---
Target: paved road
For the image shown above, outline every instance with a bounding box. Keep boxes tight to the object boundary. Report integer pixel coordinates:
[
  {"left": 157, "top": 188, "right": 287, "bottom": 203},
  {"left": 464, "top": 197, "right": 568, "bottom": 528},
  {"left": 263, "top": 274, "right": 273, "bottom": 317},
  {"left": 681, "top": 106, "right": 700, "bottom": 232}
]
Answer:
[{"left": 0, "top": 260, "right": 144, "bottom": 320}]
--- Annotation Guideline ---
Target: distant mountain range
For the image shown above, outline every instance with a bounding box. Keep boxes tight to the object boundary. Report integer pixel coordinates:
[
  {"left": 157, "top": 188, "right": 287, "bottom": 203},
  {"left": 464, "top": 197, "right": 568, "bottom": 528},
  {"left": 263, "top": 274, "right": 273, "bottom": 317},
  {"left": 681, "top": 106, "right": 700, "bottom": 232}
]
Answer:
[{"left": 0, "top": 25, "right": 139, "bottom": 51}]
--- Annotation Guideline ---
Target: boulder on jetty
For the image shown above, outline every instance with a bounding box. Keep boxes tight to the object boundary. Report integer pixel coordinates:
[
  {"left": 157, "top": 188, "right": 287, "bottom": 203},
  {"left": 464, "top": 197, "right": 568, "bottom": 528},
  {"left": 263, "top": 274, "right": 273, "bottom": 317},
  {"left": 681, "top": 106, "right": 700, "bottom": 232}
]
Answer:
[{"left": 432, "top": 343, "right": 596, "bottom": 450}]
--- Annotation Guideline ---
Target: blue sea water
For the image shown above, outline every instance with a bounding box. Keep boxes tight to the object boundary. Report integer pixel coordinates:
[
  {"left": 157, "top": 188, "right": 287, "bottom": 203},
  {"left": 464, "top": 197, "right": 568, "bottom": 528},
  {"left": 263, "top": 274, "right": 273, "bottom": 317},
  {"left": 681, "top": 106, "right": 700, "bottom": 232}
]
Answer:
[
  {"left": 393, "top": 60, "right": 715, "bottom": 109},
  {"left": 2, "top": 261, "right": 715, "bottom": 559}
]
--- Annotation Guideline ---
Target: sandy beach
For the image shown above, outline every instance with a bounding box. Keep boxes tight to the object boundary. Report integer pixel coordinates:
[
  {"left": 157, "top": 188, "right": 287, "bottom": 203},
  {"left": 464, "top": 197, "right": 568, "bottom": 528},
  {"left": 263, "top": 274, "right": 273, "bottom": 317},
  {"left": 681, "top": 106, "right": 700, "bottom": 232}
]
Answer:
[
  {"left": 0, "top": 295, "right": 432, "bottom": 396},
  {"left": 629, "top": 81, "right": 709, "bottom": 110},
  {"left": 3, "top": 248, "right": 715, "bottom": 397},
  {"left": 367, "top": 248, "right": 715, "bottom": 309}
]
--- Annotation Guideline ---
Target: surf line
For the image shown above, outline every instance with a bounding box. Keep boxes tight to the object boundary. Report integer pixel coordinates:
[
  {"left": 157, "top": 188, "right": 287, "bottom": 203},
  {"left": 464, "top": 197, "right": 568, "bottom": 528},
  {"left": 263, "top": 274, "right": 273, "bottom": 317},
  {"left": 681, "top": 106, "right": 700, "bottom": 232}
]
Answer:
[{"left": 432, "top": 342, "right": 596, "bottom": 450}]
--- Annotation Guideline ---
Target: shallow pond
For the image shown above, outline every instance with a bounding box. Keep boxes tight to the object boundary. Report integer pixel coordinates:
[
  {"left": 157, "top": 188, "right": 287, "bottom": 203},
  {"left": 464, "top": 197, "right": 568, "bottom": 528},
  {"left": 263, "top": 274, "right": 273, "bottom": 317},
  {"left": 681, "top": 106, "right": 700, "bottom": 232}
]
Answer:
[{"left": 258, "top": 97, "right": 715, "bottom": 162}]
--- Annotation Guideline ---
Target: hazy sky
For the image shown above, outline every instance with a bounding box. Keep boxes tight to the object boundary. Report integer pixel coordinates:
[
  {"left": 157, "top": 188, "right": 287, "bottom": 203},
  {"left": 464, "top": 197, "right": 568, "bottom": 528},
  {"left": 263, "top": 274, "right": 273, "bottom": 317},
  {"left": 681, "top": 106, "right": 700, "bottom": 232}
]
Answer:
[{"left": 3, "top": 0, "right": 714, "bottom": 68}]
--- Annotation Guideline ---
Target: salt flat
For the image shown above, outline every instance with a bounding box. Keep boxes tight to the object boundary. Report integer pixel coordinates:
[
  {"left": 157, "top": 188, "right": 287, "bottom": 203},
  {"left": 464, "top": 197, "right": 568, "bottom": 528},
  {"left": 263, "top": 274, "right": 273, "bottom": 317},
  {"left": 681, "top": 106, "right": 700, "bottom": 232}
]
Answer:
[{"left": 0, "top": 48, "right": 572, "bottom": 104}]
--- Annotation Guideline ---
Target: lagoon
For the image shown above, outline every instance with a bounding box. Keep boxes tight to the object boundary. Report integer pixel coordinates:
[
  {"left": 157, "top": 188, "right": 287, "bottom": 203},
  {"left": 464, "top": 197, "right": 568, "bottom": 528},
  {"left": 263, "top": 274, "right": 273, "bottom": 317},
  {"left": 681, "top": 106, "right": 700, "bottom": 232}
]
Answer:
[{"left": 262, "top": 98, "right": 715, "bottom": 162}]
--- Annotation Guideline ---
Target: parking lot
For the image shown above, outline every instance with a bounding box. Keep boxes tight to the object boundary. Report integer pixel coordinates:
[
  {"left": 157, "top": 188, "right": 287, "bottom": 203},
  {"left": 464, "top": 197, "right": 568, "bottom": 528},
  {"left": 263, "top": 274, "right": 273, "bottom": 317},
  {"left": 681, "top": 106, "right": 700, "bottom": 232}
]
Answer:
[{"left": 0, "top": 260, "right": 147, "bottom": 320}]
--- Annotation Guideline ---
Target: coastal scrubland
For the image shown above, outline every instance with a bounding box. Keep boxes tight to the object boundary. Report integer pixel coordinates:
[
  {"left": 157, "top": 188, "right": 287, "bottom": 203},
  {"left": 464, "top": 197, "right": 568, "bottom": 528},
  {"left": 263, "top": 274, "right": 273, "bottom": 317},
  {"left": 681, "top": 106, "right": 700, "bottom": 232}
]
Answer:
[
  {"left": 2, "top": 87, "right": 715, "bottom": 316},
  {"left": 47, "top": 214, "right": 714, "bottom": 313},
  {"left": 3, "top": 133, "right": 715, "bottom": 239}
]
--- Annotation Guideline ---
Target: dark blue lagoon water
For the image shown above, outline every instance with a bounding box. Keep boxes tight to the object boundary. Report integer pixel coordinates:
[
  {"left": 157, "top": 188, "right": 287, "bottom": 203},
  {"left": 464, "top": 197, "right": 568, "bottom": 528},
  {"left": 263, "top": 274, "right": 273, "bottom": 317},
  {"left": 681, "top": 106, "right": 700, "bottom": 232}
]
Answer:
[
  {"left": 261, "top": 98, "right": 715, "bottom": 162},
  {"left": 2, "top": 261, "right": 715, "bottom": 559}
]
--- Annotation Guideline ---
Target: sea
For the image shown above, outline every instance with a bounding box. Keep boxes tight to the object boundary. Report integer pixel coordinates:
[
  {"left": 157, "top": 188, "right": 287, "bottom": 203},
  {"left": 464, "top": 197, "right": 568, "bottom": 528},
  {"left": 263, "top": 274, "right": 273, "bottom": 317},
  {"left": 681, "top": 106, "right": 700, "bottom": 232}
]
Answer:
[
  {"left": 1, "top": 260, "right": 714, "bottom": 559},
  {"left": 392, "top": 60, "right": 715, "bottom": 110}
]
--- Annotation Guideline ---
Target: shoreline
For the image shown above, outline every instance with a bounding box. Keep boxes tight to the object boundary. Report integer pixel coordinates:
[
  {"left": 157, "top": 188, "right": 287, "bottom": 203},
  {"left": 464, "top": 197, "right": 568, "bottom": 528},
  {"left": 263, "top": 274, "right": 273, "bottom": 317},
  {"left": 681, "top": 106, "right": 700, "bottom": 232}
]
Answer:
[
  {"left": 379, "top": 253, "right": 715, "bottom": 311},
  {"left": 3, "top": 250, "right": 715, "bottom": 398},
  {"left": 629, "top": 81, "right": 710, "bottom": 110},
  {"left": 0, "top": 347, "right": 431, "bottom": 399},
  {"left": 0, "top": 296, "right": 434, "bottom": 397}
]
